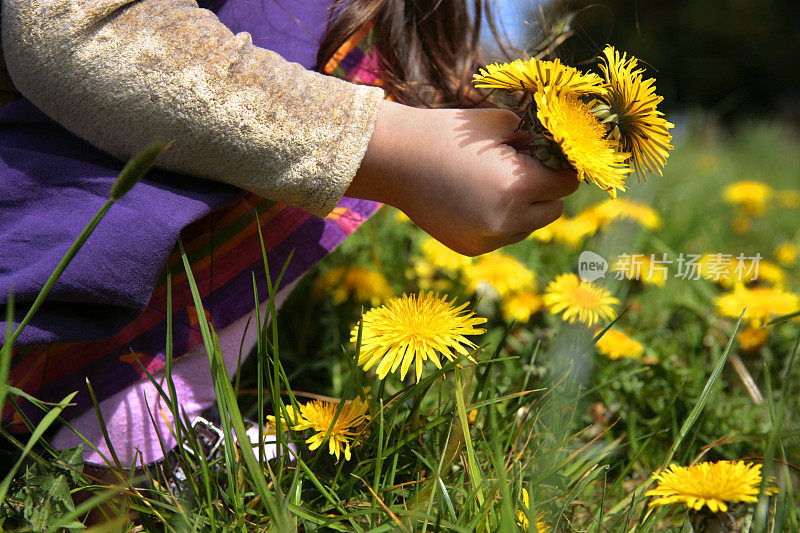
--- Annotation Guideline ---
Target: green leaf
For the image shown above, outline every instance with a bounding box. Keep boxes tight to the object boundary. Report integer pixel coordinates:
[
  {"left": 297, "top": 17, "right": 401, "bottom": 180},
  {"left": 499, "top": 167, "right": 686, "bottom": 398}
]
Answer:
[
  {"left": 46, "top": 474, "right": 74, "bottom": 509},
  {"left": 57, "top": 445, "right": 84, "bottom": 484},
  {"left": 0, "top": 391, "right": 78, "bottom": 505}
]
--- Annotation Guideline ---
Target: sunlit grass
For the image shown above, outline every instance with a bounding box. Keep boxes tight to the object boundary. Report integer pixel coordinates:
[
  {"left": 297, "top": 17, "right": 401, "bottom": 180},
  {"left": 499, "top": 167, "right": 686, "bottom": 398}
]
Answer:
[{"left": 1, "top": 118, "right": 799, "bottom": 531}]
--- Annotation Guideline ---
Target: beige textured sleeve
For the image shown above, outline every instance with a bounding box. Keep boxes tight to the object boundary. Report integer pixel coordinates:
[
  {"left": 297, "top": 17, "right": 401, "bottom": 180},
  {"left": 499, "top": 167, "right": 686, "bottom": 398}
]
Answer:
[{"left": 1, "top": 0, "right": 385, "bottom": 216}]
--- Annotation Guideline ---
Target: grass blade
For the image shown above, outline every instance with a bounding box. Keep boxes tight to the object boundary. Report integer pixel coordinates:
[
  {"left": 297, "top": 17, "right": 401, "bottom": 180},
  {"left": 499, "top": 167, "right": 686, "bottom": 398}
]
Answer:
[{"left": 0, "top": 391, "right": 78, "bottom": 504}]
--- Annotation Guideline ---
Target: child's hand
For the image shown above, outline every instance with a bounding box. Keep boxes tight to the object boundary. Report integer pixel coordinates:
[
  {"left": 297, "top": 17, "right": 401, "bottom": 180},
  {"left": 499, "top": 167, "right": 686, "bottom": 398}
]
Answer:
[{"left": 347, "top": 100, "right": 580, "bottom": 256}]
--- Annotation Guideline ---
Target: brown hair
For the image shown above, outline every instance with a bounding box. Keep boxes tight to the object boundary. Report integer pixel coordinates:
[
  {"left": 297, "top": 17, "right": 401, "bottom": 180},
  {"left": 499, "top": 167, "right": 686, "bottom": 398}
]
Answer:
[{"left": 317, "top": 0, "right": 505, "bottom": 108}]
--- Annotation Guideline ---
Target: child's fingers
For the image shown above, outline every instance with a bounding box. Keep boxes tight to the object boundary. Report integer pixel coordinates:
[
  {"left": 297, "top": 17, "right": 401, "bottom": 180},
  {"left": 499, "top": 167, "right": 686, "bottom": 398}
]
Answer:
[
  {"left": 533, "top": 171, "right": 580, "bottom": 202},
  {"left": 501, "top": 198, "right": 565, "bottom": 243},
  {"left": 497, "top": 199, "right": 564, "bottom": 248},
  {"left": 439, "top": 197, "right": 564, "bottom": 256},
  {"left": 527, "top": 198, "right": 565, "bottom": 230},
  {"left": 512, "top": 155, "right": 580, "bottom": 201},
  {"left": 495, "top": 114, "right": 580, "bottom": 202}
]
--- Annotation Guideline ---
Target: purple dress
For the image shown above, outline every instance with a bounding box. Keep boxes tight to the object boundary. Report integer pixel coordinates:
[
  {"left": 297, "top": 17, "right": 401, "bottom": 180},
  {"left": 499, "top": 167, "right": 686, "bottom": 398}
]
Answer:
[
  {"left": 1, "top": 0, "right": 383, "bottom": 431},
  {"left": 1, "top": 0, "right": 332, "bottom": 345}
]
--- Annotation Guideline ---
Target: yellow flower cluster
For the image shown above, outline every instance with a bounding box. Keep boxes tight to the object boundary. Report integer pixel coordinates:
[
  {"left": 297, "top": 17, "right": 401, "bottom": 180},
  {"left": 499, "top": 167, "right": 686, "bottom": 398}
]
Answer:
[
  {"left": 347, "top": 237, "right": 556, "bottom": 388},
  {"left": 721, "top": 180, "right": 800, "bottom": 235},
  {"left": 708, "top": 257, "right": 798, "bottom": 331},
  {"left": 712, "top": 178, "right": 800, "bottom": 332},
  {"left": 413, "top": 240, "right": 545, "bottom": 324},
  {"left": 473, "top": 57, "right": 603, "bottom": 96},
  {"left": 474, "top": 46, "right": 674, "bottom": 197},
  {"left": 715, "top": 284, "right": 799, "bottom": 327},
  {"left": 463, "top": 253, "right": 535, "bottom": 299},
  {"left": 501, "top": 291, "right": 544, "bottom": 324},
  {"left": 531, "top": 198, "right": 661, "bottom": 249},
  {"left": 462, "top": 253, "right": 544, "bottom": 323},
  {"left": 530, "top": 212, "right": 601, "bottom": 249},
  {"left": 421, "top": 237, "right": 473, "bottom": 273},
  {"left": 590, "top": 198, "right": 663, "bottom": 231},
  {"left": 534, "top": 88, "right": 632, "bottom": 197},
  {"left": 411, "top": 237, "right": 475, "bottom": 292}
]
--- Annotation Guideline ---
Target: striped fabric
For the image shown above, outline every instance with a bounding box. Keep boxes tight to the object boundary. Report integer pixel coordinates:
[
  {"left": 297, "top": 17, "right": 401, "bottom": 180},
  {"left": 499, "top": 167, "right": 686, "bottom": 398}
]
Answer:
[{"left": 7, "top": 26, "right": 385, "bottom": 426}]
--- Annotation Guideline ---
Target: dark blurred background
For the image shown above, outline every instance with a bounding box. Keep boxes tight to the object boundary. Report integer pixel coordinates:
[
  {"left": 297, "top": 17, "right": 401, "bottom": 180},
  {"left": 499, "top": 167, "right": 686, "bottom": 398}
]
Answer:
[{"left": 528, "top": 0, "right": 800, "bottom": 123}]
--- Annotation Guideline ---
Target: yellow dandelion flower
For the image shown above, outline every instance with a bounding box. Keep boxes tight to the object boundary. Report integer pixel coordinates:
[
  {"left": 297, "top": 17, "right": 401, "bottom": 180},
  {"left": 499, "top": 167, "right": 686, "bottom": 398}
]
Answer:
[
  {"left": 516, "top": 489, "right": 550, "bottom": 531},
  {"left": 572, "top": 205, "right": 609, "bottom": 231},
  {"left": 315, "top": 265, "right": 394, "bottom": 306},
  {"left": 533, "top": 212, "right": 602, "bottom": 248},
  {"left": 715, "top": 284, "right": 800, "bottom": 327},
  {"left": 590, "top": 198, "right": 662, "bottom": 230},
  {"left": 646, "top": 461, "right": 774, "bottom": 513},
  {"left": 722, "top": 181, "right": 773, "bottom": 216},
  {"left": 464, "top": 253, "right": 536, "bottom": 299},
  {"left": 473, "top": 57, "right": 604, "bottom": 96},
  {"left": 284, "top": 396, "right": 371, "bottom": 462},
  {"left": 502, "top": 290, "right": 544, "bottom": 323},
  {"left": 544, "top": 273, "right": 620, "bottom": 327},
  {"left": 738, "top": 327, "right": 769, "bottom": 352},
  {"left": 596, "top": 45, "right": 674, "bottom": 179},
  {"left": 775, "top": 242, "right": 797, "bottom": 266},
  {"left": 420, "top": 237, "right": 473, "bottom": 273},
  {"left": 535, "top": 88, "right": 632, "bottom": 197},
  {"left": 757, "top": 260, "right": 786, "bottom": 287},
  {"left": 265, "top": 405, "right": 298, "bottom": 435},
  {"left": 596, "top": 329, "right": 644, "bottom": 360},
  {"left": 352, "top": 292, "right": 487, "bottom": 382}
]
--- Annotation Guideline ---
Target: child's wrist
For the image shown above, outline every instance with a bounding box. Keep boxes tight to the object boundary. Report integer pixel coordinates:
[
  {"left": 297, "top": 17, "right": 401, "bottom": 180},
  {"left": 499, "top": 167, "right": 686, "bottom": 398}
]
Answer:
[{"left": 347, "top": 99, "right": 419, "bottom": 208}]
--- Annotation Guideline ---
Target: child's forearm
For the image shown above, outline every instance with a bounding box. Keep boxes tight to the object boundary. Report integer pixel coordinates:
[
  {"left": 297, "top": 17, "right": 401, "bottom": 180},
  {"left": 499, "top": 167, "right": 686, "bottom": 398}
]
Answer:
[{"left": 1, "top": 0, "right": 384, "bottom": 216}]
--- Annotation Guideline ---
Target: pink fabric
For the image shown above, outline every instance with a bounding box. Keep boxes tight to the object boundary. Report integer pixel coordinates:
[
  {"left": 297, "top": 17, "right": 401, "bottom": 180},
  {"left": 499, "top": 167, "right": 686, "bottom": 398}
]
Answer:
[{"left": 51, "top": 280, "right": 297, "bottom": 466}]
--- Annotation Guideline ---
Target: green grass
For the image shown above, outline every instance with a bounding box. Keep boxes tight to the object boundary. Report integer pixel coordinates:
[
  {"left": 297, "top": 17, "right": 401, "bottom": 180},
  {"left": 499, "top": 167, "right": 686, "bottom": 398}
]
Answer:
[{"left": 1, "top": 118, "right": 799, "bottom": 531}]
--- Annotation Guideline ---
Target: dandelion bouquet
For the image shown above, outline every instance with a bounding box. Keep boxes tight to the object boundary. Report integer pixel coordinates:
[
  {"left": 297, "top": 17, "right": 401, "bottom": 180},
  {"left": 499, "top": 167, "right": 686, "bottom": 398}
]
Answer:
[{"left": 473, "top": 46, "right": 674, "bottom": 198}]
